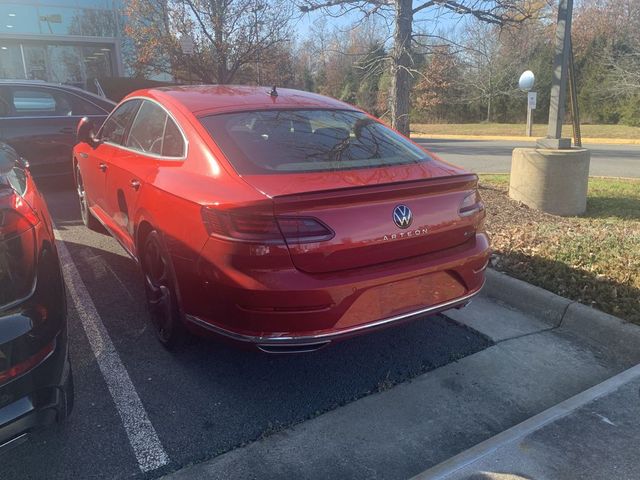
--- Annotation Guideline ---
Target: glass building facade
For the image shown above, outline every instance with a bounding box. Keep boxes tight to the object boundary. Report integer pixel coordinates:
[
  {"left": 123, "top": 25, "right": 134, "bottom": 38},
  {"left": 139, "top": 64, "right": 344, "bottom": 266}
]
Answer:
[{"left": 0, "top": 1, "right": 123, "bottom": 89}]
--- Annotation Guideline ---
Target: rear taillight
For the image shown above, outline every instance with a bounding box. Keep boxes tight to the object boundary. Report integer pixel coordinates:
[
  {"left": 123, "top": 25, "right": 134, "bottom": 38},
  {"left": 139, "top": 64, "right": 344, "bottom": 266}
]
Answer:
[
  {"left": 0, "top": 340, "right": 55, "bottom": 386},
  {"left": 1, "top": 188, "right": 39, "bottom": 307},
  {"left": 201, "top": 207, "right": 334, "bottom": 244},
  {"left": 277, "top": 217, "right": 334, "bottom": 244},
  {"left": 459, "top": 190, "right": 485, "bottom": 217},
  {"left": 202, "top": 207, "right": 284, "bottom": 243},
  {"left": 0, "top": 188, "right": 39, "bottom": 240}
]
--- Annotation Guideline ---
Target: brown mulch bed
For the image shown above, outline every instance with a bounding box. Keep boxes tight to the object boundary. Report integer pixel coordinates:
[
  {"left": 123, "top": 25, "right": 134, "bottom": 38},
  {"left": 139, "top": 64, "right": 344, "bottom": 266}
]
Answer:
[{"left": 480, "top": 177, "right": 640, "bottom": 324}]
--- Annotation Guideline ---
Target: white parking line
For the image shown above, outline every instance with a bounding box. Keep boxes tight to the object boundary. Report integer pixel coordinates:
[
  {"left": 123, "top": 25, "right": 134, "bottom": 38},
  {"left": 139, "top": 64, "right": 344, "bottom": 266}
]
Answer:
[{"left": 55, "top": 231, "right": 170, "bottom": 473}]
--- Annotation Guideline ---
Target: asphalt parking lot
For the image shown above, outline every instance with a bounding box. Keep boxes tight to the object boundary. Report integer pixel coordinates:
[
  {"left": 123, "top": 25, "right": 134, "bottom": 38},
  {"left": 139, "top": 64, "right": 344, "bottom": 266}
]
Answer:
[{"left": 2, "top": 180, "right": 492, "bottom": 480}]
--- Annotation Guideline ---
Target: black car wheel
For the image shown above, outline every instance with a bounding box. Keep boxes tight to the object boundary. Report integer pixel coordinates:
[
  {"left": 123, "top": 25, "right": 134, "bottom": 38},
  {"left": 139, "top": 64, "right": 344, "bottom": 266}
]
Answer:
[
  {"left": 141, "top": 231, "right": 186, "bottom": 348},
  {"left": 75, "top": 165, "right": 101, "bottom": 232}
]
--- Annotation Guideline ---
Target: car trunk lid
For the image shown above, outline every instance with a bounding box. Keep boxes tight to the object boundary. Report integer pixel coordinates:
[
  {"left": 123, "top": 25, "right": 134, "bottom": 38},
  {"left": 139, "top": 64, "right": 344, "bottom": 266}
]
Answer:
[{"left": 269, "top": 173, "right": 480, "bottom": 274}]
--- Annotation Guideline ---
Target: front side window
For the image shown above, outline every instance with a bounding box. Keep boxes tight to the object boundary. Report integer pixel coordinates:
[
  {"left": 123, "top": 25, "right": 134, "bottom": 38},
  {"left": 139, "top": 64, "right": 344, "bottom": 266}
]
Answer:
[
  {"left": 126, "top": 101, "right": 167, "bottom": 155},
  {"left": 198, "top": 109, "right": 431, "bottom": 174},
  {"left": 66, "top": 94, "right": 106, "bottom": 116},
  {"left": 100, "top": 99, "right": 141, "bottom": 145}
]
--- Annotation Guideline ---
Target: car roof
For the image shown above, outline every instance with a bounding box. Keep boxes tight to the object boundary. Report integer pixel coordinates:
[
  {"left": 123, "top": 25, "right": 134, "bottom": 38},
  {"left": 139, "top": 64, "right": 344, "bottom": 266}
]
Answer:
[
  {"left": 136, "top": 85, "right": 358, "bottom": 116},
  {"left": 0, "top": 79, "right": 116, "bottom": 107}
]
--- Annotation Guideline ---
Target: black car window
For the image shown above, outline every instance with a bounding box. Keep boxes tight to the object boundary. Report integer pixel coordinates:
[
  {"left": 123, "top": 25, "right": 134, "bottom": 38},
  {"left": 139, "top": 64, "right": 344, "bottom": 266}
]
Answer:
[
  {"left": 0, "top": 88, "right": 11, "bottom": 117},
  {"left": 0, "top": 144, "right": 26, "bottom": 195},
  {"left": 100, "top": 99, "right": 142, "bottom": 146},
  {"left": 126, "top": 101, "right": 167, "bottom": 155},
  {"left": 11, "top": 88, "right": 62, "bottom": 115},
  {"left": 65, "top": 93, "right": 106, "bottom": 116},
  {"left": 161, "top": 117, "right": 185, "bottom": 157}
]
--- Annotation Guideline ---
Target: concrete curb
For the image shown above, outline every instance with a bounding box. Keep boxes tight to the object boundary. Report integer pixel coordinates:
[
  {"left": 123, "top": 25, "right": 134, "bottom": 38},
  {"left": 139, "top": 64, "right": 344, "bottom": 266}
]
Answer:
[
  {"left": 410, "top": 133, "right": 640, "bottom": 145},
  {"left": 484, "top": 268, "right": 640, "bottom": 347},
  {"left": 483, "top": 269, "right": 570, "bottom": 326}
]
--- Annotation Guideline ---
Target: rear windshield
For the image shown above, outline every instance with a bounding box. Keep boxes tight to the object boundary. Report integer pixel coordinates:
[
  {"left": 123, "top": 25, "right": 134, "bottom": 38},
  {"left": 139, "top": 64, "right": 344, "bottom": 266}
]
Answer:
[{"left": 199, "top": 109, "right": 431, "bottom": 174}]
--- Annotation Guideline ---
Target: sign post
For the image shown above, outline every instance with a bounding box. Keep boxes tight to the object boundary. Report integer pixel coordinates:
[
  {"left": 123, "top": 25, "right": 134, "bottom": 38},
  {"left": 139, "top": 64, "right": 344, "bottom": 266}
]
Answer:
[
  {"left": 526, "top": 91, "right": 537, "bottom": 137},
  {"left": 180, "top": 36, "right": 195, "bottom": 85},
  {"left": 519, "top": 70, "right": 536, "bottom": 137}
]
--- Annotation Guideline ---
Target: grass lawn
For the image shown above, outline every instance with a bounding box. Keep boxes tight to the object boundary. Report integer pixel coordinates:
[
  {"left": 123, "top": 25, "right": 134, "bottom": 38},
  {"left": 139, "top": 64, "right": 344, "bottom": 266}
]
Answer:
[
  {"left": 479, "top": 175, "right": 640, "bottom": 323},
  {"left": 412, "top": 123, "right": 640, "bottom": 139}
]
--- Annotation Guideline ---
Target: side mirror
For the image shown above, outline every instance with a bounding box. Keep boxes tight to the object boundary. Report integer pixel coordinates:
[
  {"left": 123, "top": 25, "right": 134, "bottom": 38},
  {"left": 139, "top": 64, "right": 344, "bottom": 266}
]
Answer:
[{"left": 77, "top": 117, "right": 98, "bottom": 148}]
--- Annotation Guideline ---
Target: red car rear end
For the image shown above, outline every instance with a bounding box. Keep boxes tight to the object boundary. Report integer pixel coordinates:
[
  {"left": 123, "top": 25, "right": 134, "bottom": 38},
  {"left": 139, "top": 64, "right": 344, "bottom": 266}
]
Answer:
[{"left": 73, "top": 86, "right": 490, "bottom": 352}]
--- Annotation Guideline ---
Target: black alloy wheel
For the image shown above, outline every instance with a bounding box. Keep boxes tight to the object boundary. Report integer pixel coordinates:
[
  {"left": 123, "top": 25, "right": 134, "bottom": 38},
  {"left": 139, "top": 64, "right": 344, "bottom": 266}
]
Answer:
[
  {"left": 75, "top": 165, "right": 101, "bottom": 232},
  {"left": 141, "top": 231, "right": 186, "bottom": 348}
]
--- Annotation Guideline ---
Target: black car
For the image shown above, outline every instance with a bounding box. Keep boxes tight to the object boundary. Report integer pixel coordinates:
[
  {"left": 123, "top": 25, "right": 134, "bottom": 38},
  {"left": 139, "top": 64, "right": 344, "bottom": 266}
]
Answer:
[
  {"left": 0, "top": 142, "right": 73, "bottom": 452},
  {"left": 0, "top": 81, "right": 114, "bottom": 178}
]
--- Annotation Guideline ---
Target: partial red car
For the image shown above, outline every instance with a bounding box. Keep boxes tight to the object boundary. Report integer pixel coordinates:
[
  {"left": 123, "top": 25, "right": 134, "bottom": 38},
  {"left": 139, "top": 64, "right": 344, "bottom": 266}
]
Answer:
[{"left": 73, "top": 86, "right": 489, "bottom": 352}]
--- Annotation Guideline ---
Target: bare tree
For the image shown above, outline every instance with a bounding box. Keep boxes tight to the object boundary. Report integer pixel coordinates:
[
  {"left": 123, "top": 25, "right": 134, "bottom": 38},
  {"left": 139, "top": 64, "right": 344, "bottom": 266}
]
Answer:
[
  {"left": 298, "top": 0, "right": 535, "bottom": 136},
  {"left": 458, "top": 20, "right": 522, "bottom": 122},
  {"left": 606, "top": 53, "right": 640, "bottom": 95},
  {"left": 125, "top": 0, "right": 293, "bottom": 84}
]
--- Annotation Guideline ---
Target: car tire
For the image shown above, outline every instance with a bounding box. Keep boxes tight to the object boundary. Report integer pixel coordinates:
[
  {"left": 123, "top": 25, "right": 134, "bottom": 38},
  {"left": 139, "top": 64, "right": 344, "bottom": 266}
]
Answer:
[
  {"left": 141, "top": 230, "right": 187, "bottom": 349},
  {"left": 75, "top": 164, "right": 102, "bottom": 232}
]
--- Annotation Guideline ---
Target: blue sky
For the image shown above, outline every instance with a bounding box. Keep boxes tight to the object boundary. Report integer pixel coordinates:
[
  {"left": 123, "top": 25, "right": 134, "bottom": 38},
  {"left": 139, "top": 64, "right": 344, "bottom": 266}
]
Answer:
[{"left": 293, "top": 5, "right": 468, "bottom": 43}]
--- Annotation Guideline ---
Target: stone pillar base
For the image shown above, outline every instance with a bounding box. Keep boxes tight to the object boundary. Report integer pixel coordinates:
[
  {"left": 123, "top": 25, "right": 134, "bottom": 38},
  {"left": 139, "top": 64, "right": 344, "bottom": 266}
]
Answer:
[{"left": 509, "top": 147, "right": 590, "bottom": 216}]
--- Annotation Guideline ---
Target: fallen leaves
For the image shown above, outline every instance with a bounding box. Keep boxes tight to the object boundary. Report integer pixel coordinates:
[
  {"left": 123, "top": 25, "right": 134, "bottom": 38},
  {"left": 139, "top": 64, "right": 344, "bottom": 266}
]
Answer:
[{"left": 479, "top": 176, "right": 640, "bottom": 324}]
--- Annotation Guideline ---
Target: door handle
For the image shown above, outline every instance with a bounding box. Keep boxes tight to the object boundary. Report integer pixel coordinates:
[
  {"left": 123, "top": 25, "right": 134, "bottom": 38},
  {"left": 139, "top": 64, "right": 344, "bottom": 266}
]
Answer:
[
  {"left": 130, "top": 179, "right": 141, "bottom": 191},
  {"left": 59, "top": 127, "right": 74, "bottom": 134},
  {"left": 99, "top": 163, "right": 107, "bottom": 172}
]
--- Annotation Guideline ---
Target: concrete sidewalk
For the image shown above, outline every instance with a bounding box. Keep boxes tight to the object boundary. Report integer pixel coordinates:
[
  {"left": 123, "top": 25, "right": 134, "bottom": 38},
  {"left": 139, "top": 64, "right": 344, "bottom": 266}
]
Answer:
[{"left": 417, "top": 365, "right": 640, "bottom": 480}]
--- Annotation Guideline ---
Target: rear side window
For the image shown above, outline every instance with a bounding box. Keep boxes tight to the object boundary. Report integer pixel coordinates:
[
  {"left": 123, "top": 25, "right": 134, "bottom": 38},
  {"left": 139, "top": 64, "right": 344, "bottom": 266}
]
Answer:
[
  {"left": 162, "top": 117, "right": 185, "bottom": 157},
  {"left": 124, "top": 101, "right": 185, "bottom": 158},
  {"left": 7, "top": 87, "right": 105, "bottom": 117},
  {"left": 101, "top": 99, "right": 142, "bottom": 145},
  {"left": 12, "top": 88, "right": 63, "bottom": 115},
  {"left": 198, "top": 109, "right": 430, "bottom": 174},
  {"left": 126, "top": 101, "right": 167, "bottom": 155}
]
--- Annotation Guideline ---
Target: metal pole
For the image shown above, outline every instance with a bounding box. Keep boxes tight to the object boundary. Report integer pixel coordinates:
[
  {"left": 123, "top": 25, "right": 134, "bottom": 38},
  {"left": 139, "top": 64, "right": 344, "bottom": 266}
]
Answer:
[
  {"left": 568, "top": 39, "right": 582, "bottom": 147},
  {"left": 538, "top": 0, "right": 573, "bottom": 149},
  {"left": 526, "top": 104, "right": 533, "bottom": 136},
  {"left": 19, "top": 44, "right": 28, "bottom": 79}
]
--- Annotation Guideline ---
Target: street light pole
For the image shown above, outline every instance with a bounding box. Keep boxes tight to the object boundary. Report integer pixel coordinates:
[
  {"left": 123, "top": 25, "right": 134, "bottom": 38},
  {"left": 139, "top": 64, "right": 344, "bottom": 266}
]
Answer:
[{"left": 537, "top": 0, "right": 573, "bottom": 149}]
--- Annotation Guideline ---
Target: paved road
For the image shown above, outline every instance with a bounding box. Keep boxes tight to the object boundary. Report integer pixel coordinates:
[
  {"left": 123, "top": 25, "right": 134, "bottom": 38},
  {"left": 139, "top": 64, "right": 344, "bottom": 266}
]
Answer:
[
  {"left": 415, "top": 139, "right": 640, "bottom": 177},
  {"left": 1, "top": 182, "right": 490, "bottom": 480}
]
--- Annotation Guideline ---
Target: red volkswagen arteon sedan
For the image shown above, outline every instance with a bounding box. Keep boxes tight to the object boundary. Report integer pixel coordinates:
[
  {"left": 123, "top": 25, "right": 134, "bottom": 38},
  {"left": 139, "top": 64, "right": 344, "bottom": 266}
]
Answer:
[{"left": 74, "top": 86, "right": 489, "bottom": 352}]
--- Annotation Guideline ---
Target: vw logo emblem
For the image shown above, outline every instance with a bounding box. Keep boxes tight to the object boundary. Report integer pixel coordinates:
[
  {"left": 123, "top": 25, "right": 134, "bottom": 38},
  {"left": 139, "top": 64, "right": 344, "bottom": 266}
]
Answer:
[{"left": 393, "top": 204, "right": 412, "bottom": 229}]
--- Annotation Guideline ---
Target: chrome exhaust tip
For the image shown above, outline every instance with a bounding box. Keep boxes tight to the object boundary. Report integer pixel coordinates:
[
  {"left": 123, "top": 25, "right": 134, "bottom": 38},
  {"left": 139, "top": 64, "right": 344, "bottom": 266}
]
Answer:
[{"left": 257, "top": 341, "right": 330, "bottom": 354}]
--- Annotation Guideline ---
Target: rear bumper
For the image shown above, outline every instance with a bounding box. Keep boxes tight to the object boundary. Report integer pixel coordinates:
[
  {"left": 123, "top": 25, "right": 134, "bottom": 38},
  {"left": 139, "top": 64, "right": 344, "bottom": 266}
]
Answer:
[
  {"left": 0, "top": 339, "right": 69, "bottom": 453},
  {"left": 186, "top": 281, "right": 483, "bottom": 351},
  {"left": 185, "top": 233, "right": 490, "bottom": 349}
]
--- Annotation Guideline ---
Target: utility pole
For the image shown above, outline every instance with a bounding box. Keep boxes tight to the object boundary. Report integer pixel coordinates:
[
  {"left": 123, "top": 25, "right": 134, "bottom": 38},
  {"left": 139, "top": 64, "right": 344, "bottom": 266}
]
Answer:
[{"left": 537, "top": 0, "right": 573, "bottom": 149}]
